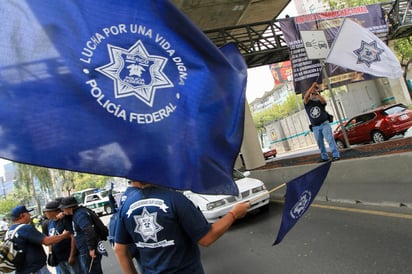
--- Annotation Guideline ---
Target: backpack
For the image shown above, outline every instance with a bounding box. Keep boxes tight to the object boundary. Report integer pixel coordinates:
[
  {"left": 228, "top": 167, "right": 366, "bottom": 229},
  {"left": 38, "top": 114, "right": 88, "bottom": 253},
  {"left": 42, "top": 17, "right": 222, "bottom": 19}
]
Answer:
[
  {"left": 0, "top": 224, "right": 26, "bottom": 273},
  {"left": 82, "top": 207, "right": 109, "bottom": 241}
]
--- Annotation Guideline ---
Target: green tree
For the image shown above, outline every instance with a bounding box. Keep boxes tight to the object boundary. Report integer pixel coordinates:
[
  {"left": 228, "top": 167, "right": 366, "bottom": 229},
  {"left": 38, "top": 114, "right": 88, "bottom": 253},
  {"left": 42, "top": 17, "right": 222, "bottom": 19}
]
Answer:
[
  {"left": 72, "top": 173, "right": 110, "bottom": 191},
  {"left": 0, "top": 198, "right": 20, "bottom": 216},
  {"left": 251, "top": 92, "right": 304, "bottom": 134},
  {"left": 15, "top": 163, "right": 49, "bottom": 214},
  {"left": 393, "top": 37, "right": 412, "bottom": 93}
]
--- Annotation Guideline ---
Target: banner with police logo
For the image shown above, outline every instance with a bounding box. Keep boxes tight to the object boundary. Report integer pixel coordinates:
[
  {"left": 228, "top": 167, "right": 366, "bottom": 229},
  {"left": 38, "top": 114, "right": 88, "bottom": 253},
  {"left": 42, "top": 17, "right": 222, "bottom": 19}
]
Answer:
[
  {"left": 278, "top": 4, "right": 387, "bottom": 94},
  {"left": 0, "top": 0, "right": 247, "bottom": 195},
  {"left": 274, "top": 161, "right": 331, "bottom": 245}
]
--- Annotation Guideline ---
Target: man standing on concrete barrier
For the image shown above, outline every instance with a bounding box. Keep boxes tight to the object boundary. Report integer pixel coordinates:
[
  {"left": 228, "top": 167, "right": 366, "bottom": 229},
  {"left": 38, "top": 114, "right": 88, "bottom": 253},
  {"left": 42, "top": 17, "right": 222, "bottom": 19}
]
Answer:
[{"left": 304, "top": 82, "right": 340, "bottom": 162}]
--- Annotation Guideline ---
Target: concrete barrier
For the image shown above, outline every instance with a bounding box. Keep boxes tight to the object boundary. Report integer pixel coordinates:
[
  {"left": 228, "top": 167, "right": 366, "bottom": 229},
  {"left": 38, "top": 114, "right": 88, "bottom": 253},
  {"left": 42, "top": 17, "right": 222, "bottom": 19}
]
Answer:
[{"left": 249, "top": 151, "right": 412, "bottom": 208}]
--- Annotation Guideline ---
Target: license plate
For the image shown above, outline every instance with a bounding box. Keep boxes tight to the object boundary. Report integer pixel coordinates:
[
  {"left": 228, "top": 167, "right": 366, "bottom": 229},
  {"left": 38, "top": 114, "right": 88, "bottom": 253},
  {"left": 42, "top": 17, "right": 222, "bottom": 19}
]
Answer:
[{"left": 399, "top": 114, "right": 408, "bottom": 120}]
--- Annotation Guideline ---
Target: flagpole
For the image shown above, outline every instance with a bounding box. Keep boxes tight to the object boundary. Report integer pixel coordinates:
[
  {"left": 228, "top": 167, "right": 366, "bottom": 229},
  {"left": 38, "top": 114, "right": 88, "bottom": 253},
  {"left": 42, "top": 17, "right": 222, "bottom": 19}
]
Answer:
[
  {"left": 249, "top": 182, "right": 286, "bottom": 205},
  {"left": 319, "top": 59, "right": 351, "bottom": 148}
]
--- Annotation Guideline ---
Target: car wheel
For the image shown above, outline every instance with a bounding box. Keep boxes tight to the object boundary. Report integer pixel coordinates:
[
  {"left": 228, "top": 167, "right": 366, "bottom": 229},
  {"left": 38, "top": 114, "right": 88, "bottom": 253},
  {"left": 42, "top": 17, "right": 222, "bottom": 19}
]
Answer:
[
  {"left": 336, "top": 139, "right": 345, "bottom": 149},
  {"left": 372, "top": 131, "right": 386, "bottom": 143},
  {"left": 104, "top": 205, "right": 112, "bottom": 215}
]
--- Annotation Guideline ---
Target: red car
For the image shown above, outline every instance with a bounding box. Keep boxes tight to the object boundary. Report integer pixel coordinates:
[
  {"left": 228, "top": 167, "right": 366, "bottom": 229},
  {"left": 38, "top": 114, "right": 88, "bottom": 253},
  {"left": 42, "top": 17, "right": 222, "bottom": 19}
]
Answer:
[
  {"left": 333, "top": 103, "right": 412, "bottom": 149},
  {"left": 262, "top": 147, "right": 277, "bottom": 160}
]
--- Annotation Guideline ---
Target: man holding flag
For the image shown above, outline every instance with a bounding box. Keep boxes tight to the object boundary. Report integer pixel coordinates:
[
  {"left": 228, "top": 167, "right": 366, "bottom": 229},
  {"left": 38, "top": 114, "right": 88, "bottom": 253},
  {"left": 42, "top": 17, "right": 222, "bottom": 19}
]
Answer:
[{"left": 114, "top": 180, "right": 250, "bottom": 273}]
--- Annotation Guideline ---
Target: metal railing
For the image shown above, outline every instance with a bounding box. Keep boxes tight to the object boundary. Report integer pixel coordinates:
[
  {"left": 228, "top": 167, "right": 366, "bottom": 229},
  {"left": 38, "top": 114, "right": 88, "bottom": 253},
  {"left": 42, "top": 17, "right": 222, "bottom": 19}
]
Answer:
[{"left": 204, "top": 1, "right": 412, "bottom": 67}]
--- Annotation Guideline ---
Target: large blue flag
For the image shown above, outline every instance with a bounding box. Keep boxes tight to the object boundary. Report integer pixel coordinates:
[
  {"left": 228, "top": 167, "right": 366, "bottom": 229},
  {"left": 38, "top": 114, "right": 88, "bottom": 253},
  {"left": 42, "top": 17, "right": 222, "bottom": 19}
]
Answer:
[
  {"left": 0, "top": 0, "right": 247, "bottom": 195},
  {"left": 274, "top": 161, "right": 332, "bottom": 245}
]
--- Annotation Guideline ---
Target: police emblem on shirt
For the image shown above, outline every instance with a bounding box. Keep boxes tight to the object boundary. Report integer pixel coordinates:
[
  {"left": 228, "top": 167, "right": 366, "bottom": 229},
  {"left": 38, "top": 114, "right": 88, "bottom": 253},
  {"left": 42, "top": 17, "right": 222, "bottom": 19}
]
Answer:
[
  {"left": 134, "top": 207, "right": 163, "bottom": 242},
  {"left": 96, "top": 40, "right": 173, "bottom": 107},
  {"left": 310, "top": 106, "right": 321, "bottom": 118},
  {"left": 353, "top": 40, "right": 384, "bottom": 67}
]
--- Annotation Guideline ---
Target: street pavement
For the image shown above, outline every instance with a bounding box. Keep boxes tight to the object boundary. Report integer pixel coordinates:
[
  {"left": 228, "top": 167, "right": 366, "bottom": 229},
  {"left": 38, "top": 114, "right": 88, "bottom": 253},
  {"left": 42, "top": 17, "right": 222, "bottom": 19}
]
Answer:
[{"left": 78, "top": 201, "right": 412, "bottom": 274}]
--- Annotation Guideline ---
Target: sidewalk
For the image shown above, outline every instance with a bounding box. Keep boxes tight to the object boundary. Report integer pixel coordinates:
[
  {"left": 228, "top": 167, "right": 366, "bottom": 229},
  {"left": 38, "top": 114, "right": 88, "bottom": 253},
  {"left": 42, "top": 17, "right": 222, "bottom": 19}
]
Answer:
[{"left": 257, "top": 136, "right": 412, "bottom": 169}]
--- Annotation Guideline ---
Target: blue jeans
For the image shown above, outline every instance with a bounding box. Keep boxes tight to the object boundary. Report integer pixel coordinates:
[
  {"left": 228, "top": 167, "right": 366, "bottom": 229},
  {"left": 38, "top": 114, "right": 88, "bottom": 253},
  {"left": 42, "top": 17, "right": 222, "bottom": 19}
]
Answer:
[
  {"left": 34, "top": 265, "right": 51, "bottom": 274},
  {"left": 313, "top": 121, "right": 340, "bottom": 160},
  {"left": 78, "top": 253, "right": 103, "bottom": 274},
  {"left": 56, "top": 260, "right": 81, "bottom": 274}
]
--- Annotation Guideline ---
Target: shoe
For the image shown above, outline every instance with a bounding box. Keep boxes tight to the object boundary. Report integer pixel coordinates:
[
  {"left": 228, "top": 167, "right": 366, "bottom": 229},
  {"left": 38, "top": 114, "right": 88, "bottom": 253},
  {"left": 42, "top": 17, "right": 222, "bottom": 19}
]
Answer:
[
  {"left": 332, "top": 157, "right": 341, "bottom": 161},
  {"left": 318, "top": 159, "right": 329, "bottom": 163}
]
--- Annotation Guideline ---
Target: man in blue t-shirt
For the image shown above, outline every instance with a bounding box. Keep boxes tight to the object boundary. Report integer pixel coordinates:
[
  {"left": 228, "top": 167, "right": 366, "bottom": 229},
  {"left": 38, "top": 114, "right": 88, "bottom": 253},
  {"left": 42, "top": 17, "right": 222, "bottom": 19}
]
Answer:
[
  {"left": 304, "top": 82, "right": 340, "bottom": 162},
  {"left": 114, "top": 181, "right": 250, "bottom": 274},
  {"left": 108, "top": 181, "right": 141, "bottom": 271},
  {"left": 7, "top": 205, "right": 71, "bottom": 274},
  {"left": 59, "top": 197, "right": 105, "bottom": 274},
  {"left": 44, "top": 200, "right": 81, "bottom": 274}
]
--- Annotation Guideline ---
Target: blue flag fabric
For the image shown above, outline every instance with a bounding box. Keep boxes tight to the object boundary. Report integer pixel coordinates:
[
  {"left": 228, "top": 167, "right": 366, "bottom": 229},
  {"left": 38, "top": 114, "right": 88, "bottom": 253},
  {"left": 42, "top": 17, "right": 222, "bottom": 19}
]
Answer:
[
  {"left": 0, "top": 0, "right": 247, "bottom": 195},
  {"left": 274, "top": 161, "right": 332, "bottom": 245}
]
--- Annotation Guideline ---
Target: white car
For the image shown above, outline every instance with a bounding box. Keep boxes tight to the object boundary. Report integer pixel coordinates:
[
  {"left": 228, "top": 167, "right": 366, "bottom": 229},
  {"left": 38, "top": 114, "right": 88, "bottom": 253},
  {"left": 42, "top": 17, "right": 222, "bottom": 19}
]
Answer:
[{"left": 183, "top": 169, "right": 270, "bottom": 223}]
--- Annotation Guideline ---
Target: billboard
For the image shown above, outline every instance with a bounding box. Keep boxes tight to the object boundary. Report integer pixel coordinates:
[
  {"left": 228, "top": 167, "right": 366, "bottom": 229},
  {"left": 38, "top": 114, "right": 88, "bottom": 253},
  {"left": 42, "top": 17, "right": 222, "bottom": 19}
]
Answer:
[{"left": 279, "top": 4, "right": 387, "bottom": 94}]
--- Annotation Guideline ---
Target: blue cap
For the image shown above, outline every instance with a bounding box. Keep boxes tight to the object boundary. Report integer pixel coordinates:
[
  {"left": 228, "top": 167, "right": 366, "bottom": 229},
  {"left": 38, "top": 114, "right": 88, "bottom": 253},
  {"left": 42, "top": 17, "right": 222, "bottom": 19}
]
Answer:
[{"left": 11, "top": 205, "right": 33, "bottom": 218}]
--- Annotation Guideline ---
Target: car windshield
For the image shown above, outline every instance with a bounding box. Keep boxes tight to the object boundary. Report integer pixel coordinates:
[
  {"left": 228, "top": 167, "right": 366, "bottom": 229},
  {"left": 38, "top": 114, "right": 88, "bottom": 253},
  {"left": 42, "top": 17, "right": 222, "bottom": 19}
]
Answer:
[
  {"left": 100, "top": 190, "right": 109, "bottom": 198},
  {"left": 232, "top": 169, "right": 245, "bottom": 181},
  {"left": 384, "top": 105, "right": 406, "bottom": 115}
]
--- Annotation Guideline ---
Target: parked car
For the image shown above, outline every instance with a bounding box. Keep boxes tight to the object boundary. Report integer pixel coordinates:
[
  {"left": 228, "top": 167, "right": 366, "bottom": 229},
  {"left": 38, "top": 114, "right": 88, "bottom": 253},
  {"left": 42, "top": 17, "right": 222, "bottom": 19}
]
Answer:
[
  {"left": 83, "top": 191, "right": 114, "bottom": 216},
  {"left": 262, "top": 147, "right": 277, "bottom": 160},
  {"left": 333, "top": 103, "right": 412, "bottom": 149},
  {"left": 183, "top": 169, "right": 270, "bottom": 223}
]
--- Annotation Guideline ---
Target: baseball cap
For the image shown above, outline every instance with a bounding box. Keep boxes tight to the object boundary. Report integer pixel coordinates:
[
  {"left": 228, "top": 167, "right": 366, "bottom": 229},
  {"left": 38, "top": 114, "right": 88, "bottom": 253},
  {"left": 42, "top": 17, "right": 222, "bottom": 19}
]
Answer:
[{"left": 11, "top": 205, "right": 33, "bottom": 218}]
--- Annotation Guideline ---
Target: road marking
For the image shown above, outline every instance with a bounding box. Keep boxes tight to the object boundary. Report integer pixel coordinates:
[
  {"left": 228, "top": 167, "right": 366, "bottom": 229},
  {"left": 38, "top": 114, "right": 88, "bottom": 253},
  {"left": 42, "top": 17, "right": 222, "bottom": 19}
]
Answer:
[
  {"left": 271, "top": 199, "right": 412, "bottom": 219},
  {"left": 312, "top": 203, "right": 412, "bottom": 219}
]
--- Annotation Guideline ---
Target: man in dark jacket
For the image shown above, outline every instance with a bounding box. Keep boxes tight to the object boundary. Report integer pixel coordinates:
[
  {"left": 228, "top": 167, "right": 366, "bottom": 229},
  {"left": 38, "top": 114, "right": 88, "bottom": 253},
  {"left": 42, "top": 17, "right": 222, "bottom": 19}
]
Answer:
[{"left": 60, "top": 197, "right": 104, "bottom": 274}]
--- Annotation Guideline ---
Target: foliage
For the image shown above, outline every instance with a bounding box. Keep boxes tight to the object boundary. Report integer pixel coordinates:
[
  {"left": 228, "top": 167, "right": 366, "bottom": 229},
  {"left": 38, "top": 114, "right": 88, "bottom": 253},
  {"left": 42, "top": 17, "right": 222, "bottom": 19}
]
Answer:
[
  {"left": 71, "top": 173, "right": 110, "bottom": 192},
  {"left": 251, "top": 92, "right": 304, "bottom": 132},
  {"left": 0, "top": 198, "right": 20, "bottom": 216},
  {"left": 10, "top": 163, "right": 113, "bottom": 211},
  {"left": 15, "top": 163, "right": 49, "bottom": 214},
  {"left": 392, "top": 37, "right": 412, "bottom": 78}
]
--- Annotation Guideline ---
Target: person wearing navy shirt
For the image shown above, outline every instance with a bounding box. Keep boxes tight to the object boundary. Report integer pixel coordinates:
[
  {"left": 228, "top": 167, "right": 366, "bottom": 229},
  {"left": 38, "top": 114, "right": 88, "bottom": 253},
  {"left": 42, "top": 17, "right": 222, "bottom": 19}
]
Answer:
[
  {"left": 59, "top": 197, "right": 104, "bottom": 274},
  {"left": 7, "top": 205, "right": 71, "bottom": 274},
  {"left": 114, "top": 180, "right": 250, "bottom": 274},
  {"left": 304, "top": 82, "right": 341, "bottom": 162},
  {"left": 44, "top": 200, "right": 81, "bottom": 274},
  {"left": 108, "top": 181, "right": 141, "bottom": 272}
]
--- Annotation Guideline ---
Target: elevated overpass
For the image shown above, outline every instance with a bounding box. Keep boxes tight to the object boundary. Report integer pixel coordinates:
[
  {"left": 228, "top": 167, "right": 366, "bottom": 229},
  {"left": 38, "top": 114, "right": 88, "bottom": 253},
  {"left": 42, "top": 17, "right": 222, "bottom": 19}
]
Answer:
[{"left": 176, "top": 0, "right": 412, "bottom": 68}]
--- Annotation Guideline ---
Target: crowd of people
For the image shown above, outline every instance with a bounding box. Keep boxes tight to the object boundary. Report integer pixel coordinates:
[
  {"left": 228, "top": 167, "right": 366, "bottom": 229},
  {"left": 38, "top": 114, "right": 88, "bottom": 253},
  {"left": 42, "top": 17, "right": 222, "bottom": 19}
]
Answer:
[{"left": 3, "top": 180, "right": 250, "bottom": 274}]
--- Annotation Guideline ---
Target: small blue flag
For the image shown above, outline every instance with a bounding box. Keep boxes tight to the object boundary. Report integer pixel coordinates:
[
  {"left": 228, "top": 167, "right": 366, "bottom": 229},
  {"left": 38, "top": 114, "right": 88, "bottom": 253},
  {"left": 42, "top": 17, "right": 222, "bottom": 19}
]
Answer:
[
  {"left": 274, "top": 161, "right": 332, "bottom": 245},
  {"left": 0, "top": 0, "right": 247, "bottom": 195}
]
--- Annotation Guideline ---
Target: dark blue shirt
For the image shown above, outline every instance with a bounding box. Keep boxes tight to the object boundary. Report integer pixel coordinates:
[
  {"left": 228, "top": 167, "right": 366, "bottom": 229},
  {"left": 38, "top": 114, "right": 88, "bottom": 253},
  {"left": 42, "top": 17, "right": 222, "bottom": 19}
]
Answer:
[
  {"left": 115, "top": 187, "right": 211, "bottom": 274},
  {"left": 305, "top": 99, "right": 329, "bottom": 126},
  {"left": 48, "top": 219, "right": 71, "bottom": 262},
  {"left": 8, "top": 223, "right": 46, "bottom": 274}
]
